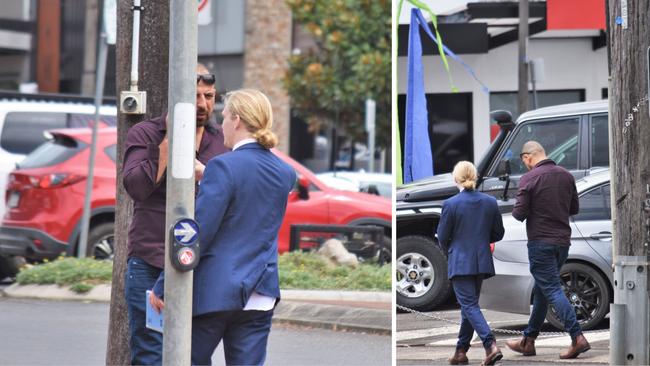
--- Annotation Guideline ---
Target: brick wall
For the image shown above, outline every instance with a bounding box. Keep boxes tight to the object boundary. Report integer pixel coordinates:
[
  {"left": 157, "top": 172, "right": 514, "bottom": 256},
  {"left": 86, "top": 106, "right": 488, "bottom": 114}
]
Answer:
[{"left": 243, "top": 0, "right": 292, "bottom": 153}]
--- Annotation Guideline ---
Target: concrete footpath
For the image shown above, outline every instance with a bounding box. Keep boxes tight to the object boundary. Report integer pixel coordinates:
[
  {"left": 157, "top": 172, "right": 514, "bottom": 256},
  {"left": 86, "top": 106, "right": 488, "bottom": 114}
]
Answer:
[{"left": 1, "top": 283, "right": 391, "bottom": 335}]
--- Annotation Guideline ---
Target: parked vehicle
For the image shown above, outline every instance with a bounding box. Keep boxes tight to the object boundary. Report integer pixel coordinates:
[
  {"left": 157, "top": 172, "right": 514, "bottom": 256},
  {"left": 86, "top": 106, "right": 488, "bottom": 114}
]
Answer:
[
  {"left": 316, "top": 171, "right": 392, "bottom": 198},
  {"left": 0, "top": 128, "right": 392, "bottom": 277},
  {"left": 0, "top": 93, "right": 116, "bottom": 279},
  {"left": 0, "top": 92, "right": 117, "bottom": 220},
  {"left": 396, "top": 100, "right": 609, "bottom": 311},
  {"left": 480, "top": 169, "right": 612, "bottom": 331}
]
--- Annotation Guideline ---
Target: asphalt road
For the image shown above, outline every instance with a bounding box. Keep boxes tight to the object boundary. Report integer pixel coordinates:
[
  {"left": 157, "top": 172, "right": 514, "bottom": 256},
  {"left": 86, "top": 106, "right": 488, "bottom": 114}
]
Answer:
[
  {"left": 0, "top": 297, "right": 391, "bottom": 366},
  {"left": 397, "top": 304, "right": 610, "bottom": 365}
]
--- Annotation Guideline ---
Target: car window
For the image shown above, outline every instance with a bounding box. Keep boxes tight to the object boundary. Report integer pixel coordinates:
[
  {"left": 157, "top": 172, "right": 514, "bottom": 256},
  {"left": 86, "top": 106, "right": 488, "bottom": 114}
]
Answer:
[
  {"left": 69, "top": 113, "right": 117, "bottom": 128},
  {"left": 492, "top": 118, "right": 580, "bottom": 176},
  {"left": 19, "top": 135, "right": 86, "bottom": 169},
  {"left": 104, "top": 144, "right": 117, "bottom": 163},
  {"left": 591, "top": 114, "right": 609, "bottom": 167},
  {"left": 0, "top": 112, "right": 67, "bottom": 154},
  {"left": 574, "top": 184, "right": 610, "bottom": 221}
]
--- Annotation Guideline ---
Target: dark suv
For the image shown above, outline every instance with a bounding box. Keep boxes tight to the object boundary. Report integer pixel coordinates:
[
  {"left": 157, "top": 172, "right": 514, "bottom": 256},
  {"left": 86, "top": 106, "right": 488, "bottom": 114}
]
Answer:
[{"left": 396, "top": 100, "right": 609, "bottom": 311}]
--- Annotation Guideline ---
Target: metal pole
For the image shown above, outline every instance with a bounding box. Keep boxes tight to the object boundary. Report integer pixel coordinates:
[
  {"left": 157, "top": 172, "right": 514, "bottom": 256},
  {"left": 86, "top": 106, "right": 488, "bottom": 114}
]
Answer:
[
  {"left": 517, "top": 0, "right": 529, "bottom": 116},
  {"left": 365, "top": 98, "right": 376, "bottom": 172},
  {"left": 78, "top": 30, "right": 108, "bottom": 258},
  {"left": 530, "top": 59, "right": 538, "bottom": 109},
  {"left": 130, "top": 0, "right": 141, "bottom": 90},
  {"left": 163, "top": 0, "right": 197, "bottom": 364}
]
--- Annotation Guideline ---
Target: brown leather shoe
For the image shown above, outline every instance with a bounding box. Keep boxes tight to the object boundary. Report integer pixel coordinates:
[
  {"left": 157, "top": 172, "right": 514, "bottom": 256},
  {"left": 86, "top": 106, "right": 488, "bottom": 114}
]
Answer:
[
  {"left": 560, "top": 334, "right": 591, "bottom": 359},
  {"left": 448, "top": 348, "right": 468, "bottom": 365},
  {"left": 505, "top": 336, "right": 536, "bottom": 356},
  {"left": 481, "top": 341, "right": 503, "bottom": 366}
]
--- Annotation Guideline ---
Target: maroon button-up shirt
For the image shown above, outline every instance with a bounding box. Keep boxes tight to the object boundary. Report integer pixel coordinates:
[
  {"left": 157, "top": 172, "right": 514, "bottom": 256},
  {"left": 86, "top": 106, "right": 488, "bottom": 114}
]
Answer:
[
  {"left": 122, "top": 115, "right": 229, "bottom": 268},
  {"left": 512, "top": 159, "right": 579, "bottom": 246}
]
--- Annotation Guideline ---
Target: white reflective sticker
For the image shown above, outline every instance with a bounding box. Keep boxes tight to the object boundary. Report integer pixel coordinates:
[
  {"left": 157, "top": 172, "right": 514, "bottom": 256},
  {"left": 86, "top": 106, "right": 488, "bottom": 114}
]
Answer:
[{"left": 171, "top": 103, "right": 196, "bottom": 179}]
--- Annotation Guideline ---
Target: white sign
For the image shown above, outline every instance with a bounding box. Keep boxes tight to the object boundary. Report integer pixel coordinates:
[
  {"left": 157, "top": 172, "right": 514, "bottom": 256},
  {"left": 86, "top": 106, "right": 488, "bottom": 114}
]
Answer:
[
  {"left": 103, "top": 0, "right": 117, "bottom": 45},
  {"left": 171, "top": 103, "right": 196, "bottom": 179},
  {"left": 198, "top": 0, "right": 212, "bottom": 26}
]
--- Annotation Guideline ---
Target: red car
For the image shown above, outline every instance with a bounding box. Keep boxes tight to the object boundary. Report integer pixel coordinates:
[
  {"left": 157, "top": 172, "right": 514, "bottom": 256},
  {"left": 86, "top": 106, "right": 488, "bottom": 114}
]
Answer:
[{"left": 0, "top": 128, "right": 391, "bottom": 276}]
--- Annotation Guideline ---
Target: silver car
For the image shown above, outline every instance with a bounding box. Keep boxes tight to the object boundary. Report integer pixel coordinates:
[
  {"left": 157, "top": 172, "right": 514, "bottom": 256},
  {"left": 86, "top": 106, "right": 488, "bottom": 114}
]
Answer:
[{"left": 479, "top": 169, "right": 612, "bottom": 330}]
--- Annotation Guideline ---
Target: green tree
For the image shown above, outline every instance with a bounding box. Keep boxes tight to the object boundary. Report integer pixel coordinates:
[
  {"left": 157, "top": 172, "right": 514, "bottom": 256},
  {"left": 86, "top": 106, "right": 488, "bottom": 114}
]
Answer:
[{"left": 283, "top": 0, "right": 391, "bottom": 148}]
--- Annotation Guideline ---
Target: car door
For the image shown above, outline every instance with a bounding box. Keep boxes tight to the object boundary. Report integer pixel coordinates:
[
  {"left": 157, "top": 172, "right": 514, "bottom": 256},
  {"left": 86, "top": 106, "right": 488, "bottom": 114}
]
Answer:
[
  {"left": 278, "top": 172, "right": 331, "bottom": 253},
  {"left": 571, "top": 183, "right": 613, "bottom": 268},
  {"left": 481, "top": 116, "right": 584, "bottom": 203}
]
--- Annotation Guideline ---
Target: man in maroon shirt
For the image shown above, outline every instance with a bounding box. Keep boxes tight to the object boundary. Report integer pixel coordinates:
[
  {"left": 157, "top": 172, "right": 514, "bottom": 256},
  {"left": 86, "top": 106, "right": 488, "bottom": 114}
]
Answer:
[
  {"left": 122, "top": 63, "right": 228, "bottom": 365},
  {"left": 506, "top": 141, "right": 590, "bottom": 360}
]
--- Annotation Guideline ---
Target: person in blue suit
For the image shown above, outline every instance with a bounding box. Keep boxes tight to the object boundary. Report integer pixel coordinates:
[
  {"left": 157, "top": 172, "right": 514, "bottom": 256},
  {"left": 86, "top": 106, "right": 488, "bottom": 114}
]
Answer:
[
  {"left": 150, "top": 89, "right": 296, "bottom": 366},
  {"left": 436, "top": 161, "right": 505, "bottom": 366}
]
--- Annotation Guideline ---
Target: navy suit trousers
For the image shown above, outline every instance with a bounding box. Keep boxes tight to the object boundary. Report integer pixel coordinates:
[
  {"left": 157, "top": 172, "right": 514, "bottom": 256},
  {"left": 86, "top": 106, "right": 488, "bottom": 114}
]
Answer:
[
  {"left": 191, "top": 310, "right": 273, "bottom": 366},
  {"left": 451, "top": 275, "right": 495, "bottom": 350}
]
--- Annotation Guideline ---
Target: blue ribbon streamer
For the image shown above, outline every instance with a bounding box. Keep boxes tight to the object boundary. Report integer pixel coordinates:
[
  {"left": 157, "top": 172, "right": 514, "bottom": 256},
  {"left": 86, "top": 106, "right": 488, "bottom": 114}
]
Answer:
[{"left": 413, "top": 8, "right": 490, "bottom": 94}]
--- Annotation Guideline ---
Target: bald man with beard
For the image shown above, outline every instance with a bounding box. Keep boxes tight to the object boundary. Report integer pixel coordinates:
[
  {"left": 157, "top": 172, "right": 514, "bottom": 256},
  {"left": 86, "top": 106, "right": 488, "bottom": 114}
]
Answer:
[{"left": 506, "top": 141, "right": 590, "bottom": 360}]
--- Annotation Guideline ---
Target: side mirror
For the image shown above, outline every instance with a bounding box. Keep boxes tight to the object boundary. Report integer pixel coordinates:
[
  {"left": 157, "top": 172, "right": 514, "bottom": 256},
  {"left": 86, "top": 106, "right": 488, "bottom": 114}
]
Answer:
[
  {"left": 498, "top": 160, "right": 511, "bottom": 201},
  {"left": 498, "top": 160, "right": 511, "bottom": 179},
  {"left": 366, "top": 184, "right": 380, "bottom": 196},
  {"left": 297, "top": 176, "right": 310, "bottom": 200}
]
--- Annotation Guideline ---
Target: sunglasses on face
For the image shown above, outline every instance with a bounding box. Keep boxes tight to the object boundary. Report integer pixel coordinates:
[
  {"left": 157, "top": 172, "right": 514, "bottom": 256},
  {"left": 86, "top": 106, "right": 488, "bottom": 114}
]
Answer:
[
  {"left": 519, "top": 152, "right": 531, "bottom": 160},
  {"left": 197, "top": 74, "right": 216, "bottom": 85}
]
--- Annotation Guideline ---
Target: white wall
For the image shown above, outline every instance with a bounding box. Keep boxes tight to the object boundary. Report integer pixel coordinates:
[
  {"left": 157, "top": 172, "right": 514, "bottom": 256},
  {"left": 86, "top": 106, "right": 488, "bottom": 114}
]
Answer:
[{"left": 398, "top": 37, "right": 608, "bottom": 162}]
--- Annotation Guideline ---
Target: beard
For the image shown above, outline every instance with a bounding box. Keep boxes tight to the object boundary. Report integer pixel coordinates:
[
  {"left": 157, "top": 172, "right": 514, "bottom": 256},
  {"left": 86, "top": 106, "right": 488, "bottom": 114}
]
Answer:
[{"left": 196, "top": 109, "right": 210, "bottom": 127}]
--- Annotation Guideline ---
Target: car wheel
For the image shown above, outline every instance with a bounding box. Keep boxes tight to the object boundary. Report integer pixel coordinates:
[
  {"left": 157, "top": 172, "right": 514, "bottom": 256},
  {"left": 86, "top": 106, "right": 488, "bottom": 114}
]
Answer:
[
  {"left": 86, "top": 222, "right": 115, "bottom": 260},
  {"left": 377, "top": 236, "right": 391, "bottom": 265},
  {"left": 546, "top": 262, "right": 611, "bottom": 331},
  {"left": 396, "top": 235, "right": 451, "bottom": 311},
  {"left": 0, "top": 254, "right": 25, "bottom": 279}
]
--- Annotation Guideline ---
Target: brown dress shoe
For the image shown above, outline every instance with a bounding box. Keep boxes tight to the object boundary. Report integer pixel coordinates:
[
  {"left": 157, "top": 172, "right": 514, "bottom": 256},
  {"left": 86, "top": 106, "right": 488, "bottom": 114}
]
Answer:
[
  {"left": 505, "top": 336, "right": 536, "bottom": 356},
  {"left": 560, "top": 334, "right": 591, "bottom": 359},
  {"left": 448, "top": 348, "right": 468, "bottom": 365},
  {"left": 481, "top": 341, "right": 503, "bottom": 366}
]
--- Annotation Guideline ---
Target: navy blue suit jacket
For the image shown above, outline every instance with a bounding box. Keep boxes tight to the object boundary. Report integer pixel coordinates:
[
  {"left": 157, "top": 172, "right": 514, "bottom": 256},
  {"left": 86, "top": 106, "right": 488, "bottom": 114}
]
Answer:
[
  {"left": 436, "top": 189, "right": 505, "bottom": 280},
  {"left": 153, "top": 143, "right": 296, "bottom": 315}
]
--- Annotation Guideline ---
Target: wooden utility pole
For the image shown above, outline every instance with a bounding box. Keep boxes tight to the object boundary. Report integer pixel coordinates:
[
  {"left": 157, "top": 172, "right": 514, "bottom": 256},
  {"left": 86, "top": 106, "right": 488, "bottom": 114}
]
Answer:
[
  {"left": 517, "top": 0, "right": 529, "bottom": 116},
  {"left": 105, "top": 1, "right": 169, "bottom": 364},
  {"left": 607, "top": 1, "right": 650, "bottom": 364}
]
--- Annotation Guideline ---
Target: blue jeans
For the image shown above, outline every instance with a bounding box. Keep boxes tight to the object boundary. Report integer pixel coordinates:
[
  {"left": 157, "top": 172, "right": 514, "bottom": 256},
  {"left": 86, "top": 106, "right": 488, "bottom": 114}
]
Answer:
[
  {"left": 451, "top": 275, "right": 495, "bottom": 350},
  {"left": 125, "top": 257, "right": 163, "bottom": 365},
  {"left": 524, "top": 242, "right": 582, "bottom": 339}
]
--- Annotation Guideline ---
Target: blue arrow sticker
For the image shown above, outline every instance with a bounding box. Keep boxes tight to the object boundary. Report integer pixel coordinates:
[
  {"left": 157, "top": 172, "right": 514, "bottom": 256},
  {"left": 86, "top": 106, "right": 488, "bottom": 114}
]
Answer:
[{"left": 173, "top": 218, "right": 199, "bottom": 245}]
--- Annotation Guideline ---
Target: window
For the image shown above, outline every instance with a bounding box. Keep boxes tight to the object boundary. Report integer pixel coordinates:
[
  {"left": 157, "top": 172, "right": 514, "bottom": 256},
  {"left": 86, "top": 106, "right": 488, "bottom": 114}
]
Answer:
[
  {"left": 490, "top": 90, "right": 585, "bottom": 120},
  {"left": 492, "top": 118, "right": 580, "bottom": 176},
  {"left": 1, "top": 112, "right": 67, "bottom": 154},
  {"left": 574, "top": 184, "right": 611, "bottom": 221},
  {"left": 591, "top": 114, "right": 609, "bottom": 167},
  {"left": 104, "top": 144, "right": 117, "bottom": 163},
  {"left": 69, "top": 114, "right": 117, "bottom": 128},
  {"left": 19, "top": 134, "right": 86, "bottom": 169}
]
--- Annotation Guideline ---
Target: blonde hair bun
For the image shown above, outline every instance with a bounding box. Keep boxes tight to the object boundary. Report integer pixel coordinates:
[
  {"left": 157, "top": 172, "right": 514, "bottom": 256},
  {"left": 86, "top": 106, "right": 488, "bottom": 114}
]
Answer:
[
  {"left": 452, "top": 161, "right": 478, "bottom": 190},
  {"left": 253, "top": 129, "right": 278, "bottom": 149},
  {"left": 224, "top": 88, "right": 278, "bottom": 149}
]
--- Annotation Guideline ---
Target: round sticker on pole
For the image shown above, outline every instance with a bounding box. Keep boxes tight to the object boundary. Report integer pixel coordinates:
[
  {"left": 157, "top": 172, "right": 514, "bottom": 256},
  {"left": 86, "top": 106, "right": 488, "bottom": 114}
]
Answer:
[{"left": 170, "top": 218, "right": 200, "bottom": 271}]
